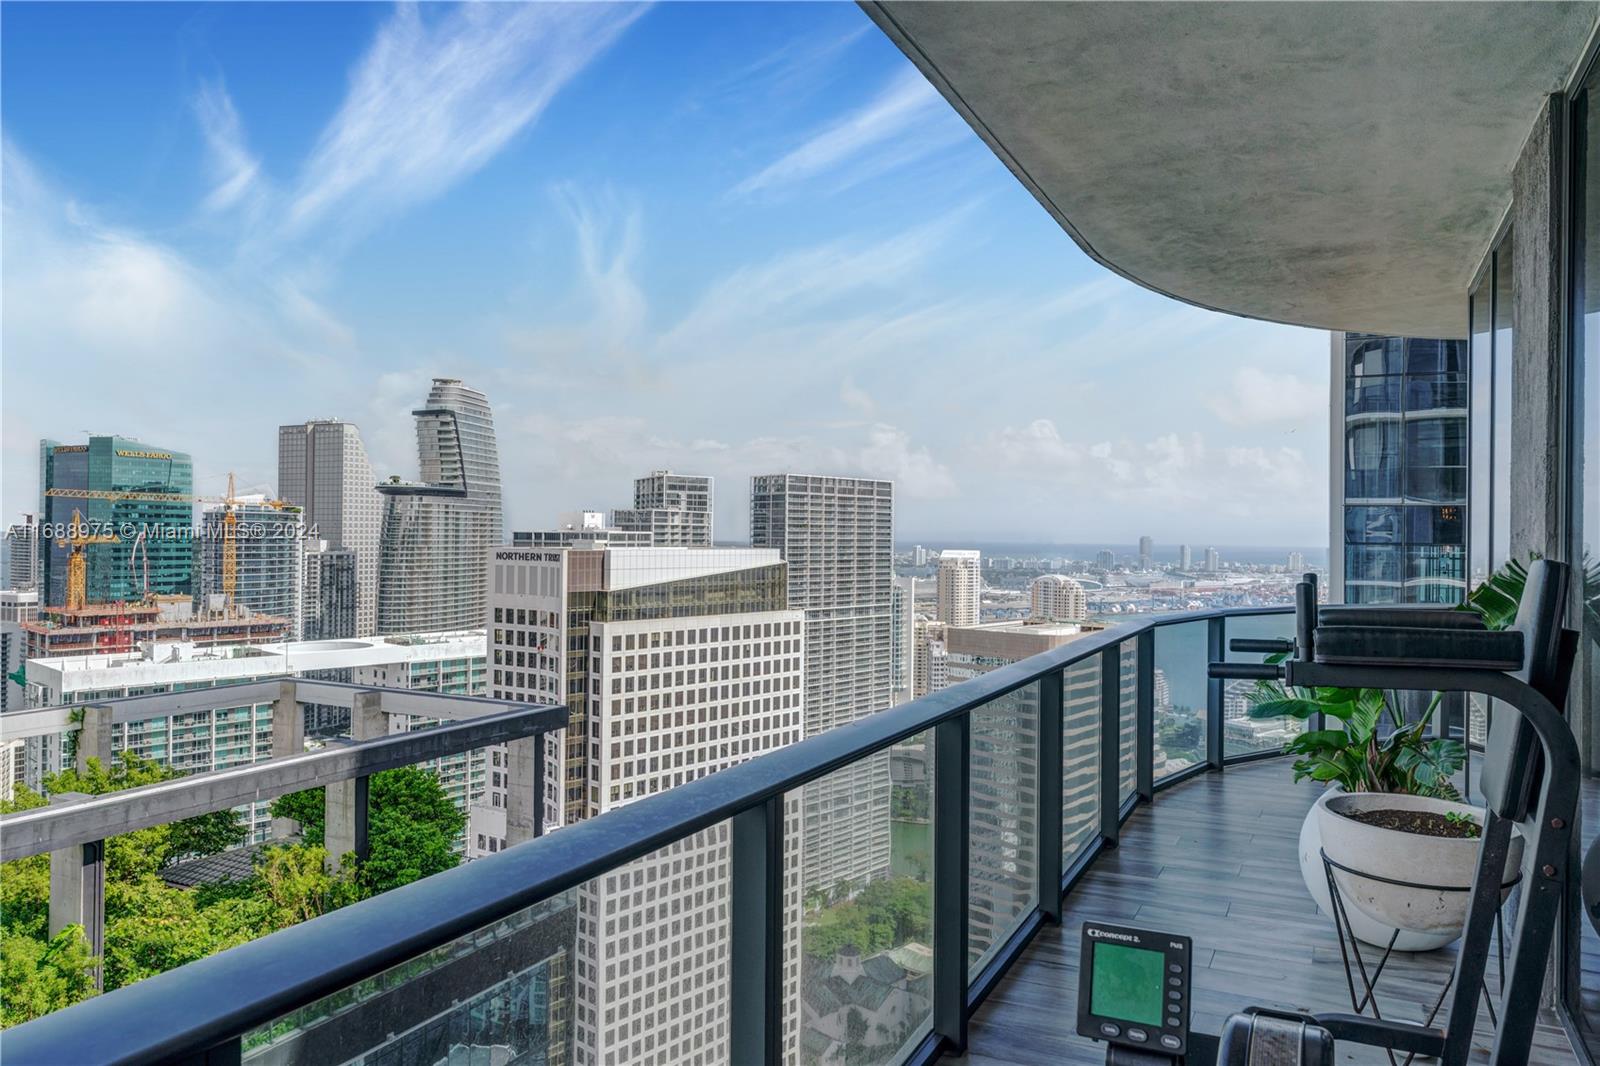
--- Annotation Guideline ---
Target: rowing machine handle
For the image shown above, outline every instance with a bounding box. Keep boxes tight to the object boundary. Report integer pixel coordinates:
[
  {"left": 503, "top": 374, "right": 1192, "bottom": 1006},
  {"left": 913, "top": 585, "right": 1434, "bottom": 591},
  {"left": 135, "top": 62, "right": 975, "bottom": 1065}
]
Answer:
[{"left": 1207, "top": 663, "right": 1283, "bottom": 681}]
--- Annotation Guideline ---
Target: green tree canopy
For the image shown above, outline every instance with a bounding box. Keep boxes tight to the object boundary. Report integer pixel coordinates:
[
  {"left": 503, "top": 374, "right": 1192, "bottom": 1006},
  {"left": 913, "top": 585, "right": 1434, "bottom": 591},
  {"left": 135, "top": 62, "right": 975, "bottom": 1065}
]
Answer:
[{"left": 269, "top": 764, "right": 465, "bottom": 894}]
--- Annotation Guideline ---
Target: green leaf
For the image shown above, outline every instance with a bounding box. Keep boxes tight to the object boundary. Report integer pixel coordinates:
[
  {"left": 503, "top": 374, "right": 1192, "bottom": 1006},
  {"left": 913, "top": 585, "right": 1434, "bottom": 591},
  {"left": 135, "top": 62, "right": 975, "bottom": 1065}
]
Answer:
[
  {"left": 1284, "top": 729, "right": 1351, "bottom": 756},
  {"left": 1248, "top": 697, "right": 1325, "bottom": 721}
]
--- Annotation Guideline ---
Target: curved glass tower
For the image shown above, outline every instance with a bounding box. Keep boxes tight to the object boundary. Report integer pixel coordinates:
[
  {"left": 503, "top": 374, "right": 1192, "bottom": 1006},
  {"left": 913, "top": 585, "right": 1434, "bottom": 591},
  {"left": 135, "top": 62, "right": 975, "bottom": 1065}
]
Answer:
[
  {"left": 376, "top": 379, "right": 503, "bottom": 634},
  {"left": 1331, "top": 333, "right": 1469, "bottom": 605}
]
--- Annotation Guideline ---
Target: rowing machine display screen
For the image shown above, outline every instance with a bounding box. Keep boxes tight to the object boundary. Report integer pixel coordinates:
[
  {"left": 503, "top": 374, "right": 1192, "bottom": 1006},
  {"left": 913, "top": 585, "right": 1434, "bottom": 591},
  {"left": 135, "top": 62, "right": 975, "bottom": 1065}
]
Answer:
[{"left": 1077, "top": 921, "right": 1191, "bottom": 1056}]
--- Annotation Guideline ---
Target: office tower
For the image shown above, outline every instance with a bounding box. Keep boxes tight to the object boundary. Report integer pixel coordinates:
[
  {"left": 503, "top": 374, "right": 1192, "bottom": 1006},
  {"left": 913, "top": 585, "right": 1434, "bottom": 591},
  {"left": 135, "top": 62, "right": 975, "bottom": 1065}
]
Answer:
[
  {"left": 39, "top": 437, "right": 193, "bottom": 608},
  {"left": 484, "top": 544, "right": 804, "bottom": 1065},
  {"left": 1178, "top": 544, "right": 1193, "bottom": 571},
  {"left": 890, "top": 575, "right": 916, "bottom": 704},
  {"left": 1287, "top": 550, "right": 1307, "bottom": 573},
  {"left": 1138, "top": 535, "right": 1154, "bottom": 568},
  {"left": 936, "top": 549, "right": 981, "bottom": 625},
  {"left": 750, "top": 474, "right": 893, "bottom": 891},
  {"left": 1, "top": 589, "right": 40, "bottom": 712},
  {"left": 194, "top": 500, "right": 304, "bottom": 627},
  {"left": 1329, "top": 333, "right": 1469, "bottom": 604},
  {"left": 1095, "top": 548, "right": 1116, "bottom": 569},
  {"left": 278, "top": 420, "right": 383, "bottom": 636},
  {"left": 376, "top": 379, "right": 503, "bottom": 634},
  {"left": 1204, "top": 546, "right": 1221, "bottom": 572},
  {"left": 914, "top": 618, "right": 948, "bottom": 697},
  {"left": 5, "top": 517, "right": 40, "bottom": 591},
  {"left": 610, "top": 471, "right": 713, "bottom": 546},
  {"left": 512, "top": 511, "right": 652, "bottom": 549},
  {"left": 1030, "top": 574, "right": 1087, "bottom": 622},
  {"left": 302, "top": 542, "right": 358, "bottom": 641}
]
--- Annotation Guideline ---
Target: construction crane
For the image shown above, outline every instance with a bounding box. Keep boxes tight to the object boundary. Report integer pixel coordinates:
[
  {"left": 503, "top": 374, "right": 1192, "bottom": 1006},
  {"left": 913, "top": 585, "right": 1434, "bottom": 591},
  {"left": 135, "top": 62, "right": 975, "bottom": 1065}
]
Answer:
[
  {"left": 54, "top": 509, "right": 120, "bottom": 612},
  {"left": 45, "top": 475, "right": 295, "bottom": 607}
]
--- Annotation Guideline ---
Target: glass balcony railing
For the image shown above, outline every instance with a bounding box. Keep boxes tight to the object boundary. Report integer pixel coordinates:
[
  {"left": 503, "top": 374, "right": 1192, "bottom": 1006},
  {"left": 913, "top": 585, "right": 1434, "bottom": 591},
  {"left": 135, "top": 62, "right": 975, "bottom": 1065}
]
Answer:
[{"left": 4, "top": 607, "right": 1298, "bottom": 1066}]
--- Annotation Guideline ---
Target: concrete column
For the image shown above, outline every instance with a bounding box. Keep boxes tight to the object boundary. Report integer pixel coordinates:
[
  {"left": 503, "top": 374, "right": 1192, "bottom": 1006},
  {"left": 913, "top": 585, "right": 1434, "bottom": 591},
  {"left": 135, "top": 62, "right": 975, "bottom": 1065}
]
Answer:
[
  {"left": 271, "top": 679, "right": 303, "bottom": 758},
  {"left": 323, "top": 690, "right": 385, "bottom": 873},
  {"left": 504, "top": 735, "right": 542, "bottom": 848},
  {"left": 74, "top": 705, "right": 112, "bottom": 775},
  {"left": 46, "top": 792, "right": 103, "bottom": 990},
  {"left": 1509, "top": 94, "right": 1567, "bottom": 566},
  {"left": 1508, "top": 93, "right": 1580, "bottom": 1015},
  {"left": 271, "top": 679, "right": 305, "bottom": 839}
]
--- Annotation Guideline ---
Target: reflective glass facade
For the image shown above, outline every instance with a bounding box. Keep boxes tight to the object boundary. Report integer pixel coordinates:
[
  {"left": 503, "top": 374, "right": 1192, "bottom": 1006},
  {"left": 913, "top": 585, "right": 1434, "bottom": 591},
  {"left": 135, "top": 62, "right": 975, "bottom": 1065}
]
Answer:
[
  {"left": 38, "top": 436, "right": 194, "bottom": 607},
  {"left": 1335, "top": 334, "right": 1468, "bottom": 604}
]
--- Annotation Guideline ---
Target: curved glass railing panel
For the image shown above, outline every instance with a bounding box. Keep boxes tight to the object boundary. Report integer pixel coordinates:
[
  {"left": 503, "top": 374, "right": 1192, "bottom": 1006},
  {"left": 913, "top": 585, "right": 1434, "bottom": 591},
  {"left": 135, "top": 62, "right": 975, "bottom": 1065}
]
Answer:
[
  {"left": 1152, "top": 620, "right": 1208, "bottom": 778},
  {"left": 1223, "top": 613, "right": 1302, "bottom": 759},
  {"left": 968, "top": 684, "right": 1040, "bottom": 978},
  {"left": 1117, "top": 640, "right": 1137, "bottom": 805},
  {"left": 1062, "top": 657, "right": 1101, "bottom": 865}
]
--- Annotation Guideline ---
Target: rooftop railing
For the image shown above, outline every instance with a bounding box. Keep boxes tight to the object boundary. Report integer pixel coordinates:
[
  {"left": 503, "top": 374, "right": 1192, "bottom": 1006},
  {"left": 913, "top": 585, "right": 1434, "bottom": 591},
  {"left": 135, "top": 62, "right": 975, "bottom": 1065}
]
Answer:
[{"left": 3, "top": 606, "right": 1295, "bottom": 1066}]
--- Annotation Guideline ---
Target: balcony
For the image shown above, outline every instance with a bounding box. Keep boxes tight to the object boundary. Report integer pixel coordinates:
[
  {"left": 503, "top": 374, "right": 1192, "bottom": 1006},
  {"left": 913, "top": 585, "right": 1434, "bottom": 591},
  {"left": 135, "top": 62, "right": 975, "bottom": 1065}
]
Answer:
[{"left": 6, "top": 605, "right": 1579, "bottom": 1065}]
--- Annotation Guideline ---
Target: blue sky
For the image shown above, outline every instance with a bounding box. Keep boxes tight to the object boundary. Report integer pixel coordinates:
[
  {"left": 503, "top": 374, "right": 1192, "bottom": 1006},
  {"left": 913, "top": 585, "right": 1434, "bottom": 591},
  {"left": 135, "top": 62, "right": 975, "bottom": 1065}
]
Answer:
[{"left": 1, "top": 2, "right": 1330, "bottom": 545}]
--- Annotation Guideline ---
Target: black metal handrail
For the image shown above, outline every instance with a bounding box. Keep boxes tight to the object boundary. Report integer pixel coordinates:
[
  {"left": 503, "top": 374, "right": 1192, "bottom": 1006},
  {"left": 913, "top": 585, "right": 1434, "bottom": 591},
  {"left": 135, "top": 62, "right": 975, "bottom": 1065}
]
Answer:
[{"left": 1, "top": 604, "right": 1294, "bottom": 1066}]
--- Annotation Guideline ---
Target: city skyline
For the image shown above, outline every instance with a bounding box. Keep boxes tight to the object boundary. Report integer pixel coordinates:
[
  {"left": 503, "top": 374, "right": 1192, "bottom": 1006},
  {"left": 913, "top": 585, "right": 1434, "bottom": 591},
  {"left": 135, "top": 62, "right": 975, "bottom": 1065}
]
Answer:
[{"left": 2, "top": 2, "right": 1329, "bottom": 546}]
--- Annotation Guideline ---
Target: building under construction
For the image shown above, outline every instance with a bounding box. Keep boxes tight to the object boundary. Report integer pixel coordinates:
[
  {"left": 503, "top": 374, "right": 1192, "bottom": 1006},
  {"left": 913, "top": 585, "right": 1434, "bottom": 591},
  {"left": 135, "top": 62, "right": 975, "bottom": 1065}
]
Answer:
[
  {"left": 38, "top": 436, "right": 194, "bottom": 607},
  {"left": 21, "top": 597, "right": 290, "bottom": 660}
]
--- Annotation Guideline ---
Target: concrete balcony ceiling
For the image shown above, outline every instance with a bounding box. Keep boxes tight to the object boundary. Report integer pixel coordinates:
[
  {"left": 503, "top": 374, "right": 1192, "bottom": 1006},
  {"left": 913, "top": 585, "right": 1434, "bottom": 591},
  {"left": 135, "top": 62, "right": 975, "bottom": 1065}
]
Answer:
[{"left": 865, "top": 1, "right": 1598, "bottom": 338}]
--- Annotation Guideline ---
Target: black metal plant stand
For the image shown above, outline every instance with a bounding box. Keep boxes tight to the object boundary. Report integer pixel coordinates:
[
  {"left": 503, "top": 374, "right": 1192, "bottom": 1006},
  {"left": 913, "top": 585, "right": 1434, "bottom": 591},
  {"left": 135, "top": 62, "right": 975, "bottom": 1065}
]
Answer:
[{"left": 1320, "top": 849, "right": 1518, "bottom": 1066}]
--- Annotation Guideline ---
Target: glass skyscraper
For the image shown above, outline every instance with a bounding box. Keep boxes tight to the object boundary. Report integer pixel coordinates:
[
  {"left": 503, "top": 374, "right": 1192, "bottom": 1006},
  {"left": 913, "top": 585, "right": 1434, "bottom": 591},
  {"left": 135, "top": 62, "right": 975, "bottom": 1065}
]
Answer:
[
  {"left": 38, "top": 436, "right": 194, "bottom": 608},
  {"left": 1330, "top": 333, "right": 1469, "bottom": 604},
  {"left": 376, "top": 379, "right": 503, "bottom": 634}
]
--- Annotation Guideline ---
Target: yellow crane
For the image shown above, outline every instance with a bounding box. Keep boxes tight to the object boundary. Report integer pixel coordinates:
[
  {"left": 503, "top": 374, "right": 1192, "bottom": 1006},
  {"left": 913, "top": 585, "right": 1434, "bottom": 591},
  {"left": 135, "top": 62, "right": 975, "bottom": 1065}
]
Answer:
[
  {"left": 54, "top": 509, "right": 120, "bottom": 612},
  {"left": 45, "top": 475, "right": 295, "bottom": 607}
]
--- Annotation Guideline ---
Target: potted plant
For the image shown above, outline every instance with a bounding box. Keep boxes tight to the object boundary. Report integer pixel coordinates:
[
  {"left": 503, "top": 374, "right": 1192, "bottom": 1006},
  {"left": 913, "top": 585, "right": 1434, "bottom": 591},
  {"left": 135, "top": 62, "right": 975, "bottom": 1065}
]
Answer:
[{"left": 1246, "top": 561, "right": 1529, "bottom": 950}]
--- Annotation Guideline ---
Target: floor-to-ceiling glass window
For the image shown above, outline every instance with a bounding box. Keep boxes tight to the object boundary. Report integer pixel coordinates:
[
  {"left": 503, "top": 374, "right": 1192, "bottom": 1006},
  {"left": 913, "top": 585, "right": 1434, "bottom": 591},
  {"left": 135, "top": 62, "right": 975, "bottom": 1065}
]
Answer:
[
  {"left": 1340, "top": 335, "right": 1468, "bottom": 604},
  {"left": 1568, "top": 70, "right": 1600, "bottom": 1063},
  {"left": 1492, "top": 234, "right": 1515, "bottom": 570}
]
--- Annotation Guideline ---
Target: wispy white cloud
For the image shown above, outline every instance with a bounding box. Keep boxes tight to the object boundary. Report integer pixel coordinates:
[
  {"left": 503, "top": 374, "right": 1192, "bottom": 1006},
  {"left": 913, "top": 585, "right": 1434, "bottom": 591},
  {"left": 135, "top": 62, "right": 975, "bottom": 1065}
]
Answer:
[
  {"left": 194, "top": 80, "right": 264, "bottom": 215},
  {"left": 1207, "top": 366, "right": 1324, "bottom": 426},
  {"left": 284, "top": 3, "right": 645, "bottom": 240},
  {"left": 730, "top": 67, "right": 962, "bottom": 198}
]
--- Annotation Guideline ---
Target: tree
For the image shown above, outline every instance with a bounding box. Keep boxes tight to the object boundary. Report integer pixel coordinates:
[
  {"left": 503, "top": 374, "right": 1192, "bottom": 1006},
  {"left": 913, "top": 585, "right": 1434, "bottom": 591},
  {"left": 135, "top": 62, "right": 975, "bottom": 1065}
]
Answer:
[
  {"left": 269, "top": 765, "right": 465, "bottom": 894},
  {"left": 0, "top": 927, "right": 95, "bottom": 1028}
]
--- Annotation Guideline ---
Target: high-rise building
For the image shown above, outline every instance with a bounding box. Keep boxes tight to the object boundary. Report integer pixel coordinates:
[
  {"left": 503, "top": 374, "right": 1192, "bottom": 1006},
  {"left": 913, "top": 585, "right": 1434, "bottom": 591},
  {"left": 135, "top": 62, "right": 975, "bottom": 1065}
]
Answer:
[
  {"left": 750, "top": 473, "right": 893, "bottom": 892},
  {"left": 376, "top": 379, "right": 503, "bottom": 634},
  {"left": 912, "top": 544, "right": 928, "bottom": 567},
  {"left": 512, "top": 511, "right": 653, "bottom": 549},
  {"left": 1030, "top": 574, "right": 1087, "bottom": 622},
  {"left": 194, "top": 500, "right": 304, "bottom": 628},
  {"left": 1, "top": 589, "right": 40, "bottom": 712},
  {"left": 1204, "top": 546, "right": 1221, "bottom": 572},
  {"left": 936, "top": 549, "right": 981, "bottom": 626},
  {"left": 1138, "top": 535, "right": 1154, "bottom": 568},
  {"left": 277, "top": 420, "right": 383, "bottom": 636},
  {"left": 890, "top": 575, "right": 916, "bottom": 705},
  {"left": 914, "top": 618, "right": 948, "bottom": 698},
  {"left": 1329, "top": 333, "right": 1469, "bottom": 604},
  {"left": 484, "top": 544, "right": 804, "bottom": 1065},
  {"left": 39, "top": 437, "right": 193, "bottom": 608},
  {"left": 4, "top": 516, "right": 40, "bottom": 591},
  {"left": 1095, "top": 548, "right": 1116, "bottom": 570},
  {"left": 21, "top": 631, "right": 486, "bottom": 835},
  {"left": 302, "top": 542, "right": 358, "bottom": 641},
  {"left": 1287, "top": 550, "right": 1307, "bottom": 573},
  {"left": 1178, "top": 544, "right": 1193, "bottom": 571},
  {"left": 610, "top": 471, "right": 713, "bottom": 546}
]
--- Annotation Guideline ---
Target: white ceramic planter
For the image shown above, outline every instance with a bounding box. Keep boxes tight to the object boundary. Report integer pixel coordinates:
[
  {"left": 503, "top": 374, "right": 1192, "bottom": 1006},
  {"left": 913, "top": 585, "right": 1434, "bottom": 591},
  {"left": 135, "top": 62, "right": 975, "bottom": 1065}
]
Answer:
[
  {"left": 1297, "top": 787, "right": 1457, "bottom": 951},
  {"left": 1315, "top": 791, "right": 1523, "bottom": 945}
]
